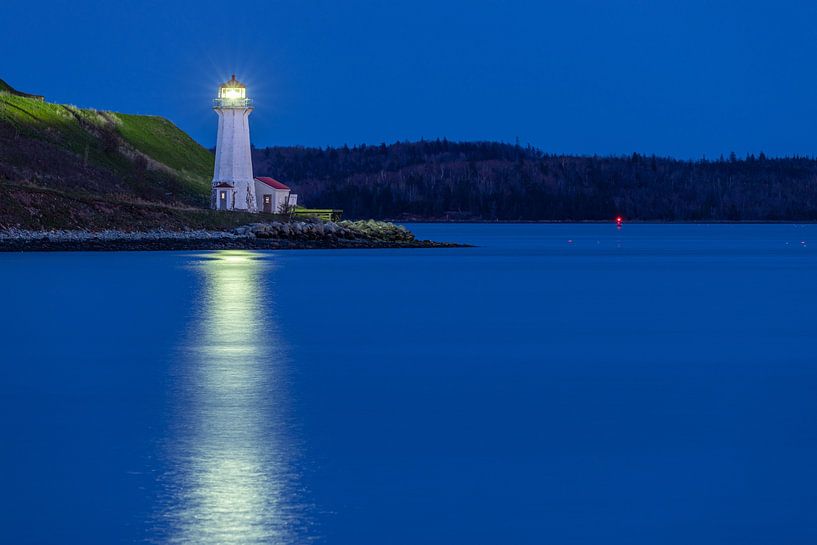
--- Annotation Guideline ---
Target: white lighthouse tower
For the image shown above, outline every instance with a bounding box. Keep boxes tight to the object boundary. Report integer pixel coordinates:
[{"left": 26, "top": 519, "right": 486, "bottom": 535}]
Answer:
[{"left": 211, "top": 75, "right": 256, "bottom": 211}]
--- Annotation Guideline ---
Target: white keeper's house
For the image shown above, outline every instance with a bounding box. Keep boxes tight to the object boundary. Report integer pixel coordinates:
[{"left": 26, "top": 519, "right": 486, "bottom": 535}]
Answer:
[
  {"left": 210, "top": 75, "right": 297, "bottom": 213},
  {"left": 254, "top": 176, "right": 297, "bottom": 213}
]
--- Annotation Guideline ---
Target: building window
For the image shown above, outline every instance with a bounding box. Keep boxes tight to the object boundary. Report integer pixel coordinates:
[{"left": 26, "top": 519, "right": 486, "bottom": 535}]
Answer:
[{"left": 264, "top": 195, "right": 271, "bottom": 204}]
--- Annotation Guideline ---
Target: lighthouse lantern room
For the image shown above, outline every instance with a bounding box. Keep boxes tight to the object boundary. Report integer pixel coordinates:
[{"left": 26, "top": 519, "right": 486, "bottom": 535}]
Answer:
[{"left": 211, "top": 75, "right": 257, "bottom": 211}]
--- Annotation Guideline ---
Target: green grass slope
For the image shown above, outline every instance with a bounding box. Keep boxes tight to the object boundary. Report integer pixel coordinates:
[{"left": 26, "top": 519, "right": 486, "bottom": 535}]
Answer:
[
  {"left": 115, "top": 113, "right": 214, "bottom": 186},
  {"left": 0, "top": 83, "right": 214, "bottom": 227}
]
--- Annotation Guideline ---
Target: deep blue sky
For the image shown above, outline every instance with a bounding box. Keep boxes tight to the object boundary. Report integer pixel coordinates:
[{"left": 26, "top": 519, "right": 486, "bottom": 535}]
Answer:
[{"left": 2, "top": 0, "right": 817, "bottom": 157}]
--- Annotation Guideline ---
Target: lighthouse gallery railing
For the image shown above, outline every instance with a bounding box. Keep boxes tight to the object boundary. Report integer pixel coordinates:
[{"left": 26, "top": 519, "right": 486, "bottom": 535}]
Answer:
[{"left": 213, "top": 98, "right": 253, "bottom": 108}]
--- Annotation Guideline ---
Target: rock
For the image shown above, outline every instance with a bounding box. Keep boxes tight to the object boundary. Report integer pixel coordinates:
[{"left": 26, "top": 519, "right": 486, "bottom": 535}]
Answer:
[{"left": 0, "top": 220, "right": 422, "bottom": 248}]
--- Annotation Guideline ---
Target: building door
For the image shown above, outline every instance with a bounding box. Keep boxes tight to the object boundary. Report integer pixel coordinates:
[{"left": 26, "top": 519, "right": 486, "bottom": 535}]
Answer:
[
  {"left": 263, "top": 194, "right": 272, "bottom": 213},
  {"left": 219, "top": 191, "right": 227, "bottom": 210}
]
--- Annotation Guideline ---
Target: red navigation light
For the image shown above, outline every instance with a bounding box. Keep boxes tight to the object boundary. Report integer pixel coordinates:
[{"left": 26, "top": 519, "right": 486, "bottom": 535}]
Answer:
[{"left": 616, "top": 216, "right": 623, "bottom": 225}]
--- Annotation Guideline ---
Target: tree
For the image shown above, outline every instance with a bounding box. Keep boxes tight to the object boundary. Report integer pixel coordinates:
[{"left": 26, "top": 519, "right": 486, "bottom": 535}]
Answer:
[
  {"left": 278, "top": 199, "right": 295, "bottom": 216},
  {"left": 247, "top": 141, "right": 817, "bottom": 222}
]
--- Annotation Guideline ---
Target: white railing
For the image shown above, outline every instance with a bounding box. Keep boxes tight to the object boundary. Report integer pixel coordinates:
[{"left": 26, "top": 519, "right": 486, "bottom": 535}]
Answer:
[{"left": 213, "top": 97, "right": 253, "bottom": 108}]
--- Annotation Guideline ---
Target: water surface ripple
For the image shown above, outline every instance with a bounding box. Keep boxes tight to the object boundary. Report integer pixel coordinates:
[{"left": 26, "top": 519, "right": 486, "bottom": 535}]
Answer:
[{"left": 1, "top": 224, "right": 816, "bottom": 545}]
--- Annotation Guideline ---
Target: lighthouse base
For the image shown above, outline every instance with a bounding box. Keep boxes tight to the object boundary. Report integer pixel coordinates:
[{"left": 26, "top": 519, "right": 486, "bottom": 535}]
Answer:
[{"left": 210, "top": 179, "right": 257, "bottom": 212}]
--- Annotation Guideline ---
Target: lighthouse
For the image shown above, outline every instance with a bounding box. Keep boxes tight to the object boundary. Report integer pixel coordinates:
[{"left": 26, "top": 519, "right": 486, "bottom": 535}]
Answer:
[{"left": 211, "top": 75, "right": 256, "bottom": 211}]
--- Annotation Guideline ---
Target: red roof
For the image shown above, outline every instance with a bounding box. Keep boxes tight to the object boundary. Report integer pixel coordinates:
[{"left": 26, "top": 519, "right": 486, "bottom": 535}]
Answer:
[{"left": 255, "top": 177, "right": 290, "bottom": 190}]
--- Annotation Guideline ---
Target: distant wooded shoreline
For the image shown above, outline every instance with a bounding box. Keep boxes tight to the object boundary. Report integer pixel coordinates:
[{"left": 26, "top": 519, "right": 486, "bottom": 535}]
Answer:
[{"left": 252, "top": 141, "right": 817, "bottom": 222}]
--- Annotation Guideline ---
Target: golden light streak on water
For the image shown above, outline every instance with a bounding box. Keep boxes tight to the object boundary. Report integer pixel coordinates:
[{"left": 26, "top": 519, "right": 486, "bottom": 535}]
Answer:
[{"left": 157, "top": 251, "right": 308, "bottom": 544}]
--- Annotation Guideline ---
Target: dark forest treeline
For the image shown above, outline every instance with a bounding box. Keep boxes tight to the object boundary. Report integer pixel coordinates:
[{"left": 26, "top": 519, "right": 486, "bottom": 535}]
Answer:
[{"left": 251, "top": 140, "right": 817, "bottom": 221}]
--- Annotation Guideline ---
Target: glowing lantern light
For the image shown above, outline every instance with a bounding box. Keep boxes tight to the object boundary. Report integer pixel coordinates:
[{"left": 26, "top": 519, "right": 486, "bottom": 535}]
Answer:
[
  {"left": 224, "top": 87, "right": 243, "bottom": 99},
  {"left": 215, "top": 74, "right": 249, "bottom": 106}
]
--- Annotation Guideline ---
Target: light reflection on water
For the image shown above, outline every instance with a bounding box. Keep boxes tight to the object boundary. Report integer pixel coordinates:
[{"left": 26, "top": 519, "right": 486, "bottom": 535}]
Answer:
[{"left": 154, "top": 251, "right": 311, "bottom": 544}]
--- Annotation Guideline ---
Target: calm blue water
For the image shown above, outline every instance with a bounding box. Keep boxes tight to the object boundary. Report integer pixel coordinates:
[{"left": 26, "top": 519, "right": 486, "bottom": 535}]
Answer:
[{"left": 2, "top": 224, "right": 817, "bottom": 544}]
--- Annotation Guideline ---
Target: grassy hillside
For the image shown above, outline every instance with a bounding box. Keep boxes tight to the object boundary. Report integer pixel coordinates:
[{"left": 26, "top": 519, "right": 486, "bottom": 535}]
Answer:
[
  {"left": 1, "top": 81, "right": 215, "bottom": 228},
  {"left": 115, "top": 113, "right": 214, "bottom": 186}
]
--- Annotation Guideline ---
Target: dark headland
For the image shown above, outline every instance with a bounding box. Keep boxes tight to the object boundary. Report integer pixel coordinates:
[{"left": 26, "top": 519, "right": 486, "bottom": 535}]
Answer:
[{"left": 0, "top": 80, "right": 465, "bottom": 251}]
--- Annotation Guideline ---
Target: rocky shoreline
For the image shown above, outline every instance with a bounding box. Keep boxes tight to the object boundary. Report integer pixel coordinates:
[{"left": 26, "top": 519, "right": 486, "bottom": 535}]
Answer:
[{"left": 0, "top": 220, "right": 465, "bottom": 252}]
